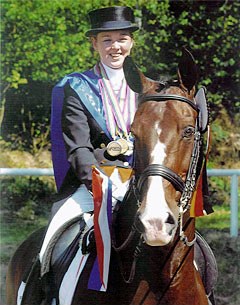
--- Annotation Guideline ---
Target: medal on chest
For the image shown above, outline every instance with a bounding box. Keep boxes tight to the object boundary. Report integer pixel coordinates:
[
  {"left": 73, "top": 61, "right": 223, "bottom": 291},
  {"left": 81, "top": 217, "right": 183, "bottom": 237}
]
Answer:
[
  {"left": 96, "top": 63, "right": 137, "bottom": 156},
  {"left": 107, "top": 137, "right": 134, "bottom": 157}
]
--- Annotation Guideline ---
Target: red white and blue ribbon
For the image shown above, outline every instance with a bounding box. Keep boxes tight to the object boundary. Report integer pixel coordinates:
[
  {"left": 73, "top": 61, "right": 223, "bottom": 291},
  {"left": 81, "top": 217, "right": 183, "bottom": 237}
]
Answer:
[
  {"left": 58, "top": 167, "right": 133, "bottom": 302},
  {"left": 88, "top": 167, "right": 113, "bottom": 291}
]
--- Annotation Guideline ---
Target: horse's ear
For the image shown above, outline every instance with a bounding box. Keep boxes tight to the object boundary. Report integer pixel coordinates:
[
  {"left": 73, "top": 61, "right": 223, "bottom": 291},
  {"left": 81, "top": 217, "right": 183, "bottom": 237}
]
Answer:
[
  {"left": 178, "top": 48, "right": 198, "bottom": 92},
  {"left": 123, "top": 56, "right": 145, "bottom": 93}
]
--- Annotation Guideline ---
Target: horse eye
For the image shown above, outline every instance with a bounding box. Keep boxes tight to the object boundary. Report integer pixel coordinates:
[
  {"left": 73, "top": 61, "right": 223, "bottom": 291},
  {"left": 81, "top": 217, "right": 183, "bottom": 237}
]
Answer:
[{"left": 182, "top": 126, "right": 195, "bottom": 138}]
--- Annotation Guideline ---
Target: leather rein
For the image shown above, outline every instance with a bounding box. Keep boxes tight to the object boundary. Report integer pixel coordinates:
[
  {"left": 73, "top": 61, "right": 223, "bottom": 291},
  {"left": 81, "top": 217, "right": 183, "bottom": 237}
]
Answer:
[{"left": 112, "top": 93, "right": 202, "bottom": 283}]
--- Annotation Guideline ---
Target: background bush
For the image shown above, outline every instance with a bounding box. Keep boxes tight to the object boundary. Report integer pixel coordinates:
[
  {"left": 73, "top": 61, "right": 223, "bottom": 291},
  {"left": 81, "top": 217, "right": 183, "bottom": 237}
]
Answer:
[
  {"left": 1, "top": 0, "right": 239, "bottom": 217},
  {"left": 1, "top": 0, "right": 239, "bottom": 148},
  {"left": 1, "top": 176, "right": 55, "bottom": 220}
]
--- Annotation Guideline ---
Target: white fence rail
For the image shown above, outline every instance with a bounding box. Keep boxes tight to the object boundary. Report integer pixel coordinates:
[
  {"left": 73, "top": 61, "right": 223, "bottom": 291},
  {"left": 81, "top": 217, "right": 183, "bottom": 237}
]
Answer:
[{"left": 0, "top": 168, "right": 239, "bottom": 237}]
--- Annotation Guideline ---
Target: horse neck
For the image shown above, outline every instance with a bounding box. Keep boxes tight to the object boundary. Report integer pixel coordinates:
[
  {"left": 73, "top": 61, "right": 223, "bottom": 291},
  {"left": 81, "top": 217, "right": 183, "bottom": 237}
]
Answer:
[
  {"left": 155, "top": 217, "right": 208, "bottom": 305},
  {"left": 113, "top": 199, "right": 209, "bottom": 305}
]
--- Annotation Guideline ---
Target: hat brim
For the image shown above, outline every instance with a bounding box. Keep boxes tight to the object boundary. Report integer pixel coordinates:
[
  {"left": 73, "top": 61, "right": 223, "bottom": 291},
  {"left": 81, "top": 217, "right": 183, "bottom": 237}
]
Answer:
[{"left": 85, "top": 25, "right": 139, "bottom": 37}]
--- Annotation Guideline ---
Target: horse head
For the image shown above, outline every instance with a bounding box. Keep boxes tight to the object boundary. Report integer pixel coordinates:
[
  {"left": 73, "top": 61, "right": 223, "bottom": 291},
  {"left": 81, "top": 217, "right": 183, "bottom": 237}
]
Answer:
[{"left": 123, "top": 48, "right": 203, "bottom": 247}]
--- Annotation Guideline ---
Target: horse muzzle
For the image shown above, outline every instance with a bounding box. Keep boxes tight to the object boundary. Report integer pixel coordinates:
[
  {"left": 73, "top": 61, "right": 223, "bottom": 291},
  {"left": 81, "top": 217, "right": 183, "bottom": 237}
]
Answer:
[{"left": 135, "top": 211, "right": 177, "bottom": 246}]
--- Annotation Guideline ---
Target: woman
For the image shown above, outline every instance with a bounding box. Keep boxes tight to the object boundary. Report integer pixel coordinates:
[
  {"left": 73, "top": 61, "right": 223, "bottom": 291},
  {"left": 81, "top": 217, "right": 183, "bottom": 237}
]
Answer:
[
  {"left": 40, "top": 5, "right": 139, "bottom": 260},
  {"left": 17, "top": 6, "right": 139, "bottom": 304}
]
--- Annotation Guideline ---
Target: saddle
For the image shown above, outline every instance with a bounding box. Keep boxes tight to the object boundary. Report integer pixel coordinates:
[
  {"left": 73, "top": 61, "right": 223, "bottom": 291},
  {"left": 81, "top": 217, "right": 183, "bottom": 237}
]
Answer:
[{"left": 47, "top": 217, "right": 218, "bottom": 300}]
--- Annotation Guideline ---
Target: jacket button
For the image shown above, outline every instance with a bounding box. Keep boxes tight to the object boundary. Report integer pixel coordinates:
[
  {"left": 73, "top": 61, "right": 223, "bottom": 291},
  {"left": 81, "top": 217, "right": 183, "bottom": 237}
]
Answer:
[{"left": 100, "top": 143, "right": 106, "bottom": 148}]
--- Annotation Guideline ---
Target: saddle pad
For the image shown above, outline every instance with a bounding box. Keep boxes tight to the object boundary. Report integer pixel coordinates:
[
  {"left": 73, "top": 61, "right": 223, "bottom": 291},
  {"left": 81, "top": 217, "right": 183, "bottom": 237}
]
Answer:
[
  {"left": 195, "top": 231, "right": 218, "bottom": 295},
  {"left": 52, "top": 215, "right": 96, "bottom": 304}
]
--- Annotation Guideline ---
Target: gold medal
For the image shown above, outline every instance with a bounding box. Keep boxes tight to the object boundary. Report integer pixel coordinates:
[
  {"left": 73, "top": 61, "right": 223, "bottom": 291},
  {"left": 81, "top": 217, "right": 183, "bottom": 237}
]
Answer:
[{"left": 107, "top": 138, "right": 133, "bottom": 157}]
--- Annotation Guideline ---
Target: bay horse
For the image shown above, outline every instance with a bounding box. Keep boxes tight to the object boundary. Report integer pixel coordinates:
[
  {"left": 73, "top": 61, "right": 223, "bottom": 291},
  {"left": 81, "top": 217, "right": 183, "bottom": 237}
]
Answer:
[{"left": 6, "top": 48, "right": 217, "bottom": 305}]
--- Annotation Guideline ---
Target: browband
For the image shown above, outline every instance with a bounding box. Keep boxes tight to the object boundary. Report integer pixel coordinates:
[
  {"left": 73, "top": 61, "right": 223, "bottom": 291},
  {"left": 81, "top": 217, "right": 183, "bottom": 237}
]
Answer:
[{"left": 141, "top": 94, "right": 199, "bottom": 112}]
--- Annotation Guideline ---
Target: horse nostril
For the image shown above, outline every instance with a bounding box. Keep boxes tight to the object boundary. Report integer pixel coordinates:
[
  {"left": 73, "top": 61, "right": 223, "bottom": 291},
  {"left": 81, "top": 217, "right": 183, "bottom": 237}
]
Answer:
[{"left": 166, "top": 213, "right": 175, "bottom": 225}]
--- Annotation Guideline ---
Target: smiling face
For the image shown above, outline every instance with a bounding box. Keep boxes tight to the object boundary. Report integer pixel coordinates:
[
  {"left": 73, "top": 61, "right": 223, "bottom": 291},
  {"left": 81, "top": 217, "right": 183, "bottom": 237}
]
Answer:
[{"left": 91, "top": 30, "right": 133, "bottom": 69}]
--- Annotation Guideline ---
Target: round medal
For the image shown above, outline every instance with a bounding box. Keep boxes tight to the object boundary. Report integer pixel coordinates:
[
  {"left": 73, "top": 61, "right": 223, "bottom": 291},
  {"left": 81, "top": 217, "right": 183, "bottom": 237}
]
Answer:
[{"left": 107, "top": 138, "right": 129, "bottom": 156}]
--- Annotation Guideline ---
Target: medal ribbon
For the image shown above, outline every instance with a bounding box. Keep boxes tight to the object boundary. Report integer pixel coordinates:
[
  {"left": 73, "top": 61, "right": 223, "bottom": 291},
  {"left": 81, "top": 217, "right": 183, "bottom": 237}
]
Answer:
[{"left": 95, "top": 63, "right": 136, "bottom": 140}]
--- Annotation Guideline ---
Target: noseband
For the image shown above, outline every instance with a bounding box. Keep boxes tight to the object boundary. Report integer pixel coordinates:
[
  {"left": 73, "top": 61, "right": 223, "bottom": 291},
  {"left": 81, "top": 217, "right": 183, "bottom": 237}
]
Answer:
[{"left": 137, "top": 164, "right": 185, "bottom": 194}]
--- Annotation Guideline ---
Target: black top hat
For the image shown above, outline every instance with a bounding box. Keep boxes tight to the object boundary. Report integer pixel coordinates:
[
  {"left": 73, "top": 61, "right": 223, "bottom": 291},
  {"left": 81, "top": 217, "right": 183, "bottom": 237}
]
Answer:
[{"left": 85, "top": 6, "right": 139, "bottom": 36}]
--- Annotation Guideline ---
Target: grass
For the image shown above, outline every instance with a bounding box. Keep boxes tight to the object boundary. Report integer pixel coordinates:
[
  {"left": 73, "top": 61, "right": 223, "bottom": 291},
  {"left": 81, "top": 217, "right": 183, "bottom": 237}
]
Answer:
[
  {"left": 0, "top": 213, "right": 48, "bottom": 263},
  {"left": 1, "top": 203, "right": 238, "bottom": 246},
  {"left": 1, "top": 217, "right": 47, "bottom": 245},
  {"left": 0, "top": 203, "right": 237, "bottom": 263},
  {"left": 196, "top": 204, "right": 238, "bottom": 230},
  {"left": 1, "top": 205, "right": 239, "bottom": 305}
]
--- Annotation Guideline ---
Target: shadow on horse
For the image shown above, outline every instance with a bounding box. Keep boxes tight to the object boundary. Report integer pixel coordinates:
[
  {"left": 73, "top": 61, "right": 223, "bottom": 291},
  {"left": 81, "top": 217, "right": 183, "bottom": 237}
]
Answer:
[{"left": 6, "top": 48, "right": 217, "bottom": 305}]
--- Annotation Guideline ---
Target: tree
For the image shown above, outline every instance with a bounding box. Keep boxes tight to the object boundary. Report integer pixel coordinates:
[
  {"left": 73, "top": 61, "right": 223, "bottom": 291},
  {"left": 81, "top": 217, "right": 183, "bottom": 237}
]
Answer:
[
  {"left": 1, "top": 0, "right": 239, "bottom": 162},
  {"left": 1, "top": 0, "right": 95, "bottom": 150}
]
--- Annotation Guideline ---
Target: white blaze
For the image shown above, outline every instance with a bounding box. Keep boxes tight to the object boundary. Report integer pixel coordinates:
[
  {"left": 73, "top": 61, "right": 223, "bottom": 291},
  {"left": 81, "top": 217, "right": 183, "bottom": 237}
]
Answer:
[
  {"left": 140, "top": 124, "right": 175, "bottom": 245},
  {"left": 143, "top": 133, "right": 167, "bottom": 217}
]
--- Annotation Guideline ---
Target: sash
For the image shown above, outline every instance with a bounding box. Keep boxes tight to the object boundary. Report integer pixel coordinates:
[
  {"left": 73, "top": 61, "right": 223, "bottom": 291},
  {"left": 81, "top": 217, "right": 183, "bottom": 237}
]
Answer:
[
  {"left": 51, "top": 69, "right": 111, "bottom": 190},
  {"left": 51, "top": 65, "right": 137, "bottom": 191}
]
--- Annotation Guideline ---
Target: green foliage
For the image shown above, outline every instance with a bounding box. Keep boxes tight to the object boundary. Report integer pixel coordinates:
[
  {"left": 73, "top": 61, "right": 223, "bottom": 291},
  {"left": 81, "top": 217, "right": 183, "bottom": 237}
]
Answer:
[
  {"left": 1, "top": 0, "right": 239, "bottom": 150},
  {"left": 1, "top": 0, "right": 239, "bottom": 206},
  {"left": 1, "top": 82, "right": 52, "bottom": 153},
  {"left": 1, "top": 176, "right": 55, "bottom": 219},
  {"left": 2, "top": 0, "right": 90, "bottom": 85},
  {"left": 15, "top": 200, "right": 37, "bottom": 221},
  {"left": 2, "top": 2, "right": 239, "bottom": 114},
  {"left": 207, "top": 176, "right": 230, "bottom": 207},
  {"left": 209, "top": 108, "right": 239, "bottom": 168},
  {"left": 2, "top": 0, "right": 239, "bottom": 99}
]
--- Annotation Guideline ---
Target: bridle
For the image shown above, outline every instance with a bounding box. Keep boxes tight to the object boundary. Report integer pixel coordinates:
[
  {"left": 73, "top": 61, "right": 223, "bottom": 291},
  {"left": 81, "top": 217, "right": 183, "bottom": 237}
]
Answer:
[
  {"left": 135, "top": 93, "right": 202, "bottom": 244},
  {"left": 112, "top": 93, "right": 203, "bottom": 283}
]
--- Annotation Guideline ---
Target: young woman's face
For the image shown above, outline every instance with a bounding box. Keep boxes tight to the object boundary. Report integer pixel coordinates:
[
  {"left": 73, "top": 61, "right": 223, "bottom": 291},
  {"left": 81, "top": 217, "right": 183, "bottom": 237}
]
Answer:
[{"left": 91, "top": 30, "right": 133, "bottom": 69}]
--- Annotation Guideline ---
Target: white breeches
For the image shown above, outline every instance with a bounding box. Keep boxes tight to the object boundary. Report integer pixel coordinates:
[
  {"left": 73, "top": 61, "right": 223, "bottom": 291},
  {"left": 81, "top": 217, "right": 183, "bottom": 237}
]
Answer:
[
  {"left": 39, "top": 184, "right": 93, "bottom": 263},
  {"left": 39, "top": 168, "right": 130, "bottom": 263}
]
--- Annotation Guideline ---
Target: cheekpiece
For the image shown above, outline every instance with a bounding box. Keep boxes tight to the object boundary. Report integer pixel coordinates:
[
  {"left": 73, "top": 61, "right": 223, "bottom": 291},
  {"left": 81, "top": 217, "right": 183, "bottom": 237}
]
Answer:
[{"left": 85, "top": 6, "right": 139, "bottom": 36}]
